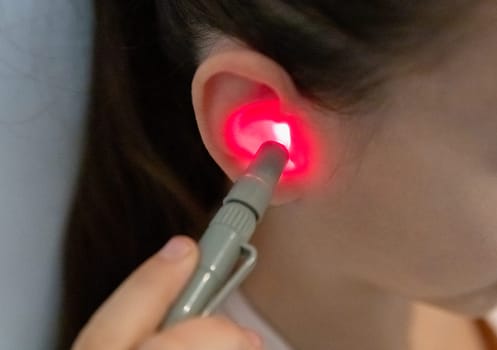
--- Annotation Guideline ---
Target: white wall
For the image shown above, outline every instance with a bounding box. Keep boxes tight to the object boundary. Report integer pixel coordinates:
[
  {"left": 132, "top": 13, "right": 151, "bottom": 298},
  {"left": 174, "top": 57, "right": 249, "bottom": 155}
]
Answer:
[{"left": 0, "top": 0, "right": 92, "bottom": 348}]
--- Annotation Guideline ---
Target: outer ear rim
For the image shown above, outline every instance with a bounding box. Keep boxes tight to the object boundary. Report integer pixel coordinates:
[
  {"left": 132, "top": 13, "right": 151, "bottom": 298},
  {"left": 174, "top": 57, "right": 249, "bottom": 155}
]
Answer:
[
  {"left": 192, "top": 48, "right": 301, "bottom": 115},
  {"left": 192, "top": 49, "right": 300, "bottom": 157},
  {"left": 191, "top": 47, "right": 327, "bottom": 205}
]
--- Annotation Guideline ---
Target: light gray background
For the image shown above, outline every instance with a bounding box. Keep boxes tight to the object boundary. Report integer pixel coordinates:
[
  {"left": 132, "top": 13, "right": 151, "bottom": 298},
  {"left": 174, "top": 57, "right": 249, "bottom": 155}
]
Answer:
[{"left": 0, "top": 0, "right": 92, "bottom": 348}]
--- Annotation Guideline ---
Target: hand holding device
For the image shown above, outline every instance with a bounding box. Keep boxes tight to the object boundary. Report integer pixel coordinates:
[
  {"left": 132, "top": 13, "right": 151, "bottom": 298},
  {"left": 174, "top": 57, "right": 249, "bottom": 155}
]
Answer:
[{"left": 72, "top": 236, "right": 262, "bottom": 350}]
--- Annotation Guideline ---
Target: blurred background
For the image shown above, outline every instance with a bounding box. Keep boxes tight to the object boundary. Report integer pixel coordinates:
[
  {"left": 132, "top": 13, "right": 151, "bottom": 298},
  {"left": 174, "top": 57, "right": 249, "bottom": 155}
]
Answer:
[{"left": 0, "top": 0, "right": 92, "bottom": 348}]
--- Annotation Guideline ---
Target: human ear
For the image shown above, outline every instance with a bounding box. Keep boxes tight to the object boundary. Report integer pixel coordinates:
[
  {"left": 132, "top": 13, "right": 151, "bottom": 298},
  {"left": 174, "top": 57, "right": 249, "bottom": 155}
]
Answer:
[{"left": 191, "top": 45, "right": 333, "bottom": 204}]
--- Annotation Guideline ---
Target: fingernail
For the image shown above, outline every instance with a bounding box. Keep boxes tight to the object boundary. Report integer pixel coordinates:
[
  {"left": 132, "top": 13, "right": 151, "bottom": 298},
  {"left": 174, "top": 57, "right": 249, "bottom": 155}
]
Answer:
[
  {"left": 159, "top": 236, "right": 192, "bottom": 260},
  {"left": 245, "top": 329, "right": 263, "bottom": 348}
]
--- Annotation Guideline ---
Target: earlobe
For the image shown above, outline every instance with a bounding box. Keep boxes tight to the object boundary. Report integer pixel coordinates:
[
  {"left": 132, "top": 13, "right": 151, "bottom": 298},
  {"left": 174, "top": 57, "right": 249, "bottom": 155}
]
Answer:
[{"left": 191, "top": 47, "right": 324, "bottom": 204}]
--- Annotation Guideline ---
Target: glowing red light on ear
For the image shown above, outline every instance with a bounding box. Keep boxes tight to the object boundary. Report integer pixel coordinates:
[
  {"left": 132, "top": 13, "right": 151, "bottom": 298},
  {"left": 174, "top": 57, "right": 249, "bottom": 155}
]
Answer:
[{"left": 224, "top": 99, "right": 312, "bottom": 177}]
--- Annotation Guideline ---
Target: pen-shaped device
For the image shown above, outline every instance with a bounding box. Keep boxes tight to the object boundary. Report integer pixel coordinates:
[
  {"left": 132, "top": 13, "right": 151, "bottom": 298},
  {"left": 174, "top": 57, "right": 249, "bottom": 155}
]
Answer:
[{"left": 162, "top": 141, "right": 289, "bottom": 327}]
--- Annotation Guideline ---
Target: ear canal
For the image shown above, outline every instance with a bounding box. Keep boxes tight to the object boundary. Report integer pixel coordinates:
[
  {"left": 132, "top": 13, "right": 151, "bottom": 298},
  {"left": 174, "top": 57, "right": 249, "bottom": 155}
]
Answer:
[{"left": 223, "top": 98, "right": 313, "bottom": 179}]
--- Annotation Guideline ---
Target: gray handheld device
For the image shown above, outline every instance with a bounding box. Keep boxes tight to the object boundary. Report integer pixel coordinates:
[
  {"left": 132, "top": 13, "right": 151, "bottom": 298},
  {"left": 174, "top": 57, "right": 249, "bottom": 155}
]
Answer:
[{"left": 162, "top": 141, "right": 289, "bottom": 327}]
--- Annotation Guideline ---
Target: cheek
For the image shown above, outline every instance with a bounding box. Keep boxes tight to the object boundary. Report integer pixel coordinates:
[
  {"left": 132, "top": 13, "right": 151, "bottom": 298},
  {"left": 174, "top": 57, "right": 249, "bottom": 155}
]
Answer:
[
  {"left": 358, "top": 159, "right": 497, "bottom": 304},
  {"left": 307, "top": 126, "right": 497, "bottom": 312}
]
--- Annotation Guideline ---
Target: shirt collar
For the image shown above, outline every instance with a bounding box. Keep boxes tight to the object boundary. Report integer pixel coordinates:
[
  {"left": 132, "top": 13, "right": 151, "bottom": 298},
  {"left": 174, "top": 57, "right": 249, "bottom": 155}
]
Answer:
[{"left": 217, "top": 289, "right": 295, "bottom": 350}]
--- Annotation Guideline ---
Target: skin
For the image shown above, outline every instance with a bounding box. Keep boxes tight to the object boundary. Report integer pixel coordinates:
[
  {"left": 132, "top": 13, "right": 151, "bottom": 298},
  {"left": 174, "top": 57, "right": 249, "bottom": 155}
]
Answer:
[
  {"left": 191, "top": 1, "right": 497, "bottom": 349},
  {"left": 78, "top": 2, "right": 496, "bottom": 349},
  {"left": 73, "top": 236, "right": 262, "bottom": 350}
]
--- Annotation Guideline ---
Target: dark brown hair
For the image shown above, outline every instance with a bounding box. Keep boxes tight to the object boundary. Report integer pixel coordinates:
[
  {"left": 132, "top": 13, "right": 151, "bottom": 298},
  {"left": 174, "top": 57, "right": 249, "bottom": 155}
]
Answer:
[{"left": 57, "top": 1, "right": 476, "bottom": 348}]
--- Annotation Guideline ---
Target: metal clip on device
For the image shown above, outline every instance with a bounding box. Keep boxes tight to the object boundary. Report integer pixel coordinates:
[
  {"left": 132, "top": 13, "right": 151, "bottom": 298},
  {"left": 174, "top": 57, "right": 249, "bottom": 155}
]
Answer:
[{"left": 162, "top": 141, "right": 289, "bottom": 327}]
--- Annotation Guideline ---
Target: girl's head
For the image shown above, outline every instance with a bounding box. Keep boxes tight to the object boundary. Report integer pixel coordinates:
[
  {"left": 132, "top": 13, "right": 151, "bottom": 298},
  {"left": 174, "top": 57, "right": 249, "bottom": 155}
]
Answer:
[
  {"left": 168, "top": 1, "right": 497, "bottom": 316},
  {"left": 59, "top": 1, "right": 496, "bottom": 347}
]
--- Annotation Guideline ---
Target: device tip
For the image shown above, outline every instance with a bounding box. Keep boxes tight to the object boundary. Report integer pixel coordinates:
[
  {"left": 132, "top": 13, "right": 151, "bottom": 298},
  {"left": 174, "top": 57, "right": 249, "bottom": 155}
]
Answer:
[
  {"left": 248, "top": 141, "right": 289, "bottom": 184},
  {"left": 223, "top": 141, "right": 289, "bottom": 218}
]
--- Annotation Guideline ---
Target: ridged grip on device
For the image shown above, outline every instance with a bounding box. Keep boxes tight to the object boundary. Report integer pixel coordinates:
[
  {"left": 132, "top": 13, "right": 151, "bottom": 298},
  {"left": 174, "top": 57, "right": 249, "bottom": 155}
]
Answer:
[
  {"left": 162, "top": 202, "right": 256, "bottom": 326},
  {"left": 211, "top": 201, "right": 256, "bottom": 238},
  {"left": 162, "top": 142, "right": 287, "bottom": 327}
]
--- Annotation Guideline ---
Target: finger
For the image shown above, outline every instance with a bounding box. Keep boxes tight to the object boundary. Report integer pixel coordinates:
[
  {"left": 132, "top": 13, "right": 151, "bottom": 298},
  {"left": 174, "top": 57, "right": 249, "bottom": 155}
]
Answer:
[
  {"left": 138, "top": 316, "right": 263, "bottom": 350},
  {"left": 74, "top": 235, "right": 199, "bottom": 350}
]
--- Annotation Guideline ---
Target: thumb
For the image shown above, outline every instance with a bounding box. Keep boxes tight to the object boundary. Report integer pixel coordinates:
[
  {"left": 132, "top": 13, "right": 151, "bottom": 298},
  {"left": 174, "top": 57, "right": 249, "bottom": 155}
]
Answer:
[{"left": 75, "top": 235, "right": 199, "bottom": 349}]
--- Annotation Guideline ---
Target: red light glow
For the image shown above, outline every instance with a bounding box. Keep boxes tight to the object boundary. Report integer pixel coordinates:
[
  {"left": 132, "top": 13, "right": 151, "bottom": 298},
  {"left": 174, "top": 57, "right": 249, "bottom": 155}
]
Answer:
[{"left": 224, "top": 99, "right": 313, "bottom": 178}]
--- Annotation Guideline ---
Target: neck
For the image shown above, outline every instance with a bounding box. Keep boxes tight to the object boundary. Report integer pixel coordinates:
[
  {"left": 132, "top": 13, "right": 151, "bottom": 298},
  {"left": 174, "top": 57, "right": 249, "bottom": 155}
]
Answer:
[{"left": 240, "top": 209, "right": 411, "bottom": 350}]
